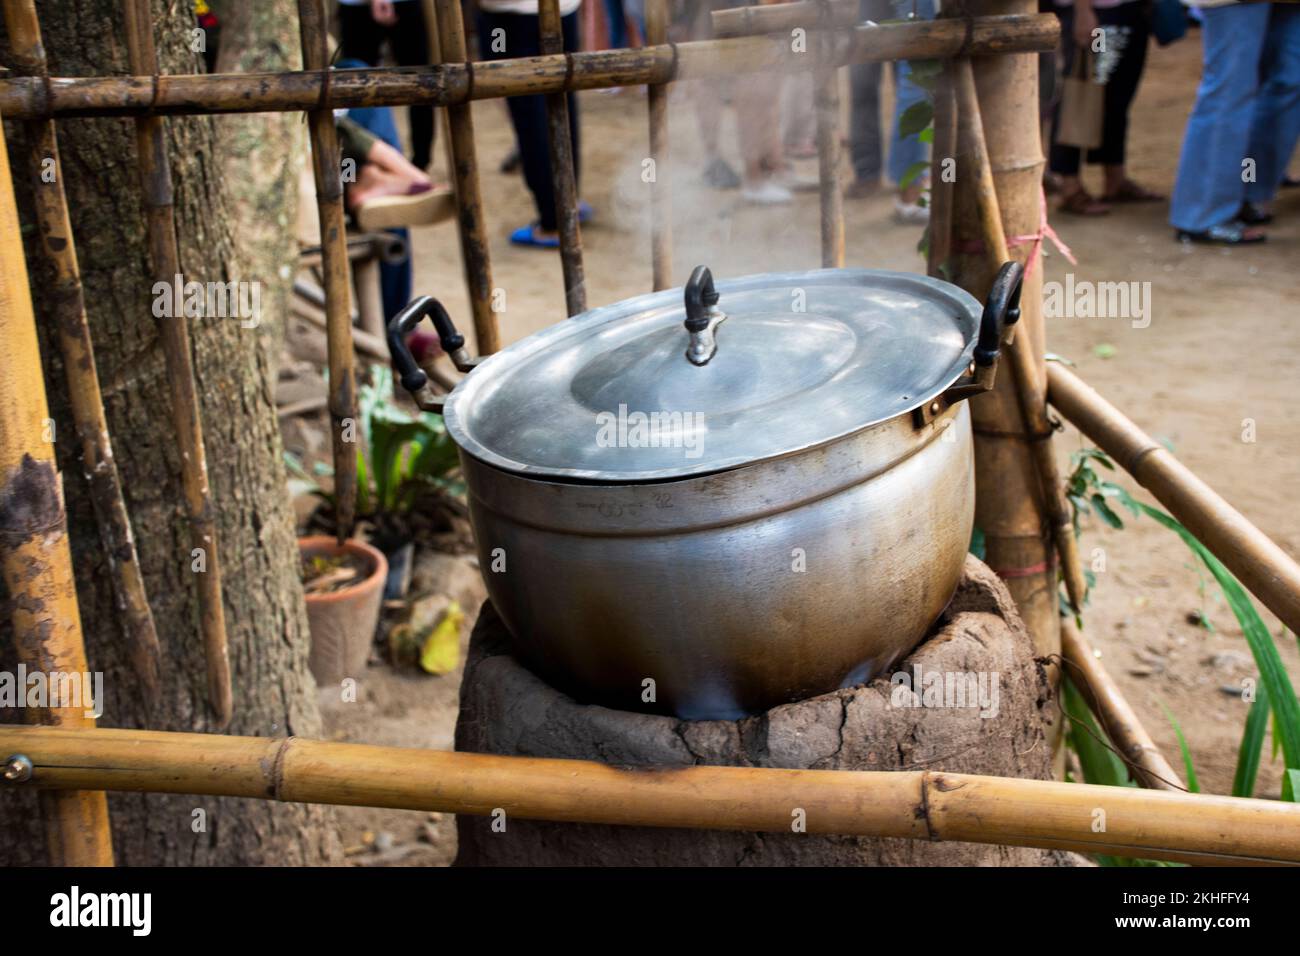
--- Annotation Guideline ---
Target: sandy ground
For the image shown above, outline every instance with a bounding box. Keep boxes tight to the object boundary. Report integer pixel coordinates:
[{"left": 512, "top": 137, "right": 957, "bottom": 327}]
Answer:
[{"left": 314, "top": 31, "right": 1300, "bottom": 864}]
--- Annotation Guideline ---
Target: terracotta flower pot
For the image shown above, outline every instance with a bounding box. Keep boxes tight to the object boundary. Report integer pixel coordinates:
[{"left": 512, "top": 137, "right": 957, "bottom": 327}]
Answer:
[{"left": 299, "top": 536, "right": 388, "bottom": 687}]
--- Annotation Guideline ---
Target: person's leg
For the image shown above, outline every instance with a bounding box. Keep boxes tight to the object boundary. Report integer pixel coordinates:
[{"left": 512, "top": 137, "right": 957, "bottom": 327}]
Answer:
[
  {"left": 1090, "top": 3, "right": 1160, "bottom": 199},
  {"left": 1244, "top": 5, "right": 1300, "bottom": 206},
  {"left": 887, "top": 58, "right": 930, "bottom": 191},
  {"left": 604, "top": 0, "right": 628, "bottom": 49},
  {"left": 1047, "top": 7, "right": 1086, "bottom": 188},
  {"left": 337, "top": 3, "right": 384, "bottom": 66},
  {"left": 479, "top": 11, "right": 560, "bottom": 233},
  {"left": 1169, "top": 4, "right": 1270, "bottom": 233},
  {"left": 390, "top": 1, "right": 435, "bottom": 171},
  {"left": 848, "top": 0, "right": 886, "bottom": 186}
]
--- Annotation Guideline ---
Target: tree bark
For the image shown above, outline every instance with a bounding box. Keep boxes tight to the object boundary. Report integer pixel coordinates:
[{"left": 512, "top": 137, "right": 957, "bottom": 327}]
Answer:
[{"left": 0, "top": 0, "right": 340, "bottom": 864}]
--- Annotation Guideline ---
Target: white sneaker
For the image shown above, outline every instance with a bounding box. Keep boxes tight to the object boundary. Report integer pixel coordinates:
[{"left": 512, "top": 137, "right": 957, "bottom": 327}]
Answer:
[
  {"left": 893, "top": 197, "right": 929, "bottom": 225},
  {"left": 742, "top": 180, "right": 794, "bottom": 205}
]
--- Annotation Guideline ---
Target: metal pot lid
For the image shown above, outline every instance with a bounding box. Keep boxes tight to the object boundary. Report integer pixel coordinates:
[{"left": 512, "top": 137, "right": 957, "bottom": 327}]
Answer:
[{"left": 443, "top": 268, "right": 983, "bottom": 483}]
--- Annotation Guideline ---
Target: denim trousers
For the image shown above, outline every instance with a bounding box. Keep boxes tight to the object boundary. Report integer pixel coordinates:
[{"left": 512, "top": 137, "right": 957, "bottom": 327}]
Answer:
[
  {"left": 1169, "top": 3, "right": 1300, "bottom": 231},
  {"left": 849, "top": 0, "right": 936, "bottom": 185}
]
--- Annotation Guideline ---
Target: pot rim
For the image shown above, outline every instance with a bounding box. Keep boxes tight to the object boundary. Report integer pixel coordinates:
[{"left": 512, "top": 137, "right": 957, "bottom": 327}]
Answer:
[
  {"left": 443, "top": 268, "right": 982, "bottom": 485},
  {"left": 298, "top": 536, "right": 389, "bottom": 605}
]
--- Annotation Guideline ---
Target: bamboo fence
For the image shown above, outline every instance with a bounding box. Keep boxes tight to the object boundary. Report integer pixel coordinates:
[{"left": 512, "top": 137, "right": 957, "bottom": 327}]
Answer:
[
  {"left": 5, "top": 725, "right": 1299, "bottom": 866},
  {"left": 1, "top": 0, "right": 1299, "bottom": 868}
]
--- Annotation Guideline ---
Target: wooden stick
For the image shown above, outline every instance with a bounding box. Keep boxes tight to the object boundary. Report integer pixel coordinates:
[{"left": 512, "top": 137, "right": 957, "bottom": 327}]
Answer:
[
  {"left": 814, "top": 39, "right": 844, "bottom": 268},
  {"left": 925, "top": 61, "right": 956, "bottom": 278},
  {"left": 122, "top": 0, "right": 231, "bottom": 728},
  {"left": 712, "top": 0, "right": 861, "bottom": 37},
  {"left": 435, "top": 0, "right": 501, "bottom": 354},
  {"left": 1047, "top": 362, "right": 1300, "bottom": 638},
  {"left": 1061, "top": 621, "right": 1184, "bottom": 791},
  {"left": 646, "top": 0, "right": 673, "bottom": 290},
  {"left": 0, "top": 16, "right": 1061, "bottom": 119},
  {"left": 953, "top": 57, "right": 1088, "bottom": 617},
  {"left": 540, "top": 0, "right": 587, "bottom": 316},
  {"left": 0, "top": 116, "right": 114, "bottom": 867},
  {"left": 6, "top": 725, "right": 1300, "bottom": 865},
  {"left": 1, "top": 0, "right": 161, "bottom": 706}
]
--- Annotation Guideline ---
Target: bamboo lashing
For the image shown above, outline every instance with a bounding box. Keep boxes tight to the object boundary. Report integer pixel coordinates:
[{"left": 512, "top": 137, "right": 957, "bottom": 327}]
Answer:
[
  {"left": 646, "top": 0, "right": 673, "bottom": 290},
  {"left": 540, "top": 0, "right": 587, "bottom": 316},
  {"left": 0, "top": 15, "right": 1060, "bottom": 120},
  {"left": 1, "top": 0, "right": 161, "bottom": 706},
  {"left": 435, "top": 0, "right": 501, "bottom": 354},
  {"left": 1047, "top": 362, "right": 1300, "bottom": 638},
  {"left": 4, "top": 725, "right": 1299, "bottom": 865},
  {"left": 952, "top": 57, "right": 1089, "bottom": 616},
  {"left": 295, "top": 0, "right": 359, "bottom": 548},
  {"left": 0, "top": 118, "right": 114, "bottom": 867},
  {"left": 122, "top": 0, "right": 232, "bottom": 728},
  {"left": 1061, "top": 621, "right": 1184, "bottom": 791}
]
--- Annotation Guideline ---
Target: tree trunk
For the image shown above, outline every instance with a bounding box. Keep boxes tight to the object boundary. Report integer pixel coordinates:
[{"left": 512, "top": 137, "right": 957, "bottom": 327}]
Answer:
[{"left": 0, "top": 0, "right": 341, "bottom": 864}]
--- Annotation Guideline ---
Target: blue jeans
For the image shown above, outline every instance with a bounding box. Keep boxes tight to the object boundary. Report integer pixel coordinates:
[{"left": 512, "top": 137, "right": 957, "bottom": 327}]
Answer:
[
  {"left": 338, "top": 58, "right": 412, "bottom": 320},
  {"left": 849, "top": 0, "right": 935, "bottom": 185},
  {"left": 1170, "top": 4, "right": 1300, "bottom": 231}
]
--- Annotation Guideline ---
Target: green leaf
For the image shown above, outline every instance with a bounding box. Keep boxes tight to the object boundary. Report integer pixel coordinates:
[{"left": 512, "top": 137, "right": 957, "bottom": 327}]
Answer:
[
  {"left": 1137, "top": 502, "right": 1300, "bottom": 770},
  {"left": 918, "top": 126, "right": 934, "bottom": 144},
  {"left": 897, "top": 99, "right": 934, "bottom": 140},
  {"left": 1284, "top": 769, "right": 1300, "bottom": 802},
  {"left": 1232, "top": 682, "right": 1270, "bottom": 798},
  {"left": 1093, "top": 342, "right": 1117, "bottom": 359},
  {"left": 1161, "top": 703, "right": 1200, "bottom": 793},
  {"left": 899, "top": 160, "right": 930, "bottom": 190},
  {"left": 1090, "top": 494, "right": 1124, "bottom": 530}
]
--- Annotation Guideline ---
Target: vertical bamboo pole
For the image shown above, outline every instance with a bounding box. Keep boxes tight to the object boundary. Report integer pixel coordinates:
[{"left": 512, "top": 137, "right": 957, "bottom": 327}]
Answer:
[
  {"left": 435, "top": 0, "right": 501, "bottom": 353},
  {"left": 952, "top": 57, "right": 1088, "bottom": 621},
  {"left": 0, "top": 111, "right": 115, "bottom": 867},
  {"left": 948, "top": 1, "right": 1057, "bottom": 668},
  {"left": 925, "top": 63, "right": 955, "bottom": 278},
  {"left": 813, "top": 29, "right": 844, "bottom": 268},
  {"left": 296, "top": 0, "right": 359, "bottom": 546},
  {"left": 540, "top": 0, "right": 587, "bottom": 315},
  {"left": 1, "top": 0, "right": 161, "bottom": 706},
  {"left": 646, "top": 0, "right": 673, "bottom": 290},
  {"left": 122, "top": 0, "right": 231, "bottom": 727}
]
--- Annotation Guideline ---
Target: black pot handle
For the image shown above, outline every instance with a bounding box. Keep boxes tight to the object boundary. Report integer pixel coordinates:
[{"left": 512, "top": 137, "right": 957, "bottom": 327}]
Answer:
[
  {"left": 683, "top": 264, "right": 727, "bottom": 366},
  {"left": 975, "top": 260, "right": 1023, "bottom": 368},
  {"left": 387, "top": 296, "right": 477, "bottom": 411}
]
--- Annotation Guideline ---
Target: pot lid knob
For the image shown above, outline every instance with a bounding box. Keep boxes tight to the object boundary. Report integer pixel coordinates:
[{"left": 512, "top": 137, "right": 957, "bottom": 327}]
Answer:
[{"left": 683, "top": 265, "right": 727, "bottom": 366}]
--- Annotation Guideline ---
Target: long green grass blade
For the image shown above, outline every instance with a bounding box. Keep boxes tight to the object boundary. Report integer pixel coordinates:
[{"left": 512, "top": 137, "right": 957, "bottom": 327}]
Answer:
[
  {"left": 1160, "top": 703, "right": 1200, "bottom": 793},
  {"left": 1232, "top": 682, "right": 1271, "bottom": 798}
]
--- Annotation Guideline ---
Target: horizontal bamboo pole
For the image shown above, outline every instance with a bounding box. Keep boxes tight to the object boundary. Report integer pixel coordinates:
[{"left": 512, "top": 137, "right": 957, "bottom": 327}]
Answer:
[
  {"left": 1047, "top": 363, "right": 1300, "bottom": 638},
  {"left": 3, "top": 725, "right": 1299, "bottom": 865},
  {"left": 1062, "top": 621, "right": 1184, "bottom": 792},
  {"left": 0, "top": 15, "right": 1059, "bottom": 120}
]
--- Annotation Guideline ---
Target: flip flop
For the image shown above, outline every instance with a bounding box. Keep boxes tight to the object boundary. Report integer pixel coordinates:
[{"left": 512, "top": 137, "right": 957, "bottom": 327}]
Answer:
[
  {"left": 1175, "top": 220, "right": 1266, "bottom": 245},
  {"left": 1059, "top": 189, "right": 1110, "bottom": 216},
  {"left": 1100, "top": 179, "right": 1164, "bottom": 203},
  {"left": 510, "top": 223, "right": 560, "bottom": 248},
  {"left": 354, "top": 183, "right": 455, "bottom": 231}
]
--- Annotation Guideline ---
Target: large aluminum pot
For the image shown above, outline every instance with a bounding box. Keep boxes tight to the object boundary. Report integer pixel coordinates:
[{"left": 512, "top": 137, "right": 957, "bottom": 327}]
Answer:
[{"left": 389, "top": 264, "right": 1023, "bottom": 719}]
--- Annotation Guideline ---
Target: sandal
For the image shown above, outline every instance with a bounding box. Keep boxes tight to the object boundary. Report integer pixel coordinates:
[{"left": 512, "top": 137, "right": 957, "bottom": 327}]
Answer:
[
  {"left": 1101, "top": 179, "right": 1164, "bottom": 203},
  {"left": 354, "top": 183, "right": 455, "bottom": 231},
  {"left": 509, "top": 223, "right": 560, "bottom": 248},
  {"left": 1175, "top": 220, "right": 1266, "bottom": 245},
  {"left": 1238, "top": 201, "right": 1273, "bottom": 225},
  {"left": 1059, "top": 188, "right": 1110, "bottom": 216}
]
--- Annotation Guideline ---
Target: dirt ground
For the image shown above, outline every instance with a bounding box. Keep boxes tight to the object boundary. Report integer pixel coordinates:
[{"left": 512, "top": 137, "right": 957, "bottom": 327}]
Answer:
[{"left": 314, "top": 31, "right": 1300, "bottom": 864}]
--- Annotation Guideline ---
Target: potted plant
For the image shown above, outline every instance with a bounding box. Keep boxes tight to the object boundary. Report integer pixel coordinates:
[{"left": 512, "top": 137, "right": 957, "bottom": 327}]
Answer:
[
  {"left": 287, "top": 367, "right": 466, "bottom": 685},
  {"left": 299, "top": 536, "right": 388, "bottom": 686}
]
